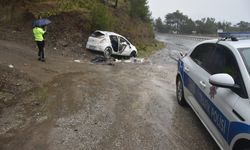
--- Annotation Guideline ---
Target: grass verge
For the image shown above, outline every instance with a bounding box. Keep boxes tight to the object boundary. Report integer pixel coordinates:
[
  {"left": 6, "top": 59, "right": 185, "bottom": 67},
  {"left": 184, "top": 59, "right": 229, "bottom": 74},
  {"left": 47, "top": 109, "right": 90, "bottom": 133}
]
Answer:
[{"left": 137, "top": 40, "right": 165, "bottom": 58}]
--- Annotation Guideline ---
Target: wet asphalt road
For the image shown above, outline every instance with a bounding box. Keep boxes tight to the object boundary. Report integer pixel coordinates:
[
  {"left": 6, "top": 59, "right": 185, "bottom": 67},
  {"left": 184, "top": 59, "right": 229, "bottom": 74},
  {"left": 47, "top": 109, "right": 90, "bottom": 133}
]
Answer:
[
  {"left": 0, "top": 35, "right": 220, "bottom": 150},
  {"left": 150, "top": 33, "right": 208, "bottom": 64},
  {"left": 148, "top": 33, "right": 220, "bottom": 149}
]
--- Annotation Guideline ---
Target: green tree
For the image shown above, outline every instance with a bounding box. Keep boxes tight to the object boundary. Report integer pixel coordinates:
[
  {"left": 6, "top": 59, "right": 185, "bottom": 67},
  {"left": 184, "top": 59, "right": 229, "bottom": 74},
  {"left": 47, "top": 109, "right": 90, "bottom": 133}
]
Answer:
[
  {"left": 90, "top": 3, "right": 114, "bottom": 31},
  {"left": 165, "top": 10, "right": 183, "bottom": 33},
  {"left": 161, "top": 10, "right": 250, "bottom": 34},
  {"left": 181, "top": 18, "right": 195, "bottom": 34},
  {"left": 164, "top": 10, "right": 194, "bottom": 34},
  {"left": 217, "top": 21, "right": 232, "bottom": 32},
  {"left": 237, "top": 21, "right": 250, "bottom": 31},
  {"left": 195, "top": 17, "right": 217, "bottom": 34},
  {"left": 154, "top": 17, "right": 165, "bottom": 32},
  {"left": 129, "top": 0, "right": 151, "bottom": 23}
]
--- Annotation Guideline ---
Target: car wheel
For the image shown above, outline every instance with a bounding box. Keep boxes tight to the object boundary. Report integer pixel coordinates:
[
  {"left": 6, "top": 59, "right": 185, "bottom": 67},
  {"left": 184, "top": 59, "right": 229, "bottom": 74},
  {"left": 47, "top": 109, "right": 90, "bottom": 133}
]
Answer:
[
  {"left": 176, "top": 76, "right": 187, "bottom": 106},
  {"left": 130, "top": 51, "right": 137, "bottom": 58},
  {"left": 233, "top": 140, "right": 250, "bottom": 150},
  {"left": 104, "top": 47, "right": 112, "bottom": 59}
]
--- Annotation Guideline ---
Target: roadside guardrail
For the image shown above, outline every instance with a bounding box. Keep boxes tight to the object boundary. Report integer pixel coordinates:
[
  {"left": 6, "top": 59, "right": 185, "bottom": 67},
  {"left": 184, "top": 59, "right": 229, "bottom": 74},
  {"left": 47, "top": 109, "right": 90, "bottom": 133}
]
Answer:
[{"left": 166, "top": 34, "right": 216, "bottom": 41}]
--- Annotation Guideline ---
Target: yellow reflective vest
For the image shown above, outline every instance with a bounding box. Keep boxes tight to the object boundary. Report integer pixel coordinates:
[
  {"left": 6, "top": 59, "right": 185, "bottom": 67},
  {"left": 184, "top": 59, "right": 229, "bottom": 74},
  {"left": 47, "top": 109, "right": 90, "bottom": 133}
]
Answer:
[{"left": 33, "top": 27, "right": 45, "bottom": 41}]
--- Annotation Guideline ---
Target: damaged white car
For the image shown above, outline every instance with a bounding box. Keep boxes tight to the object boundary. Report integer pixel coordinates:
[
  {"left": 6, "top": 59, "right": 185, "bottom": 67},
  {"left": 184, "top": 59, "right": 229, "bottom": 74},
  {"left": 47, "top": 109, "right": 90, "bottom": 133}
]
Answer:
[{"left": 86, "top": 30, "right": 137, "bottom": 58}]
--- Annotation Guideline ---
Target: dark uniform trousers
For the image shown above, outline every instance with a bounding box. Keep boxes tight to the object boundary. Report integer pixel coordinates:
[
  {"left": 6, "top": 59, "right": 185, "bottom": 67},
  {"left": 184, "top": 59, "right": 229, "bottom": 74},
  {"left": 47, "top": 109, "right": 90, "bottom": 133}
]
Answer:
[{"left": 36, "top": 41, "right": 45, "bottom": 60}]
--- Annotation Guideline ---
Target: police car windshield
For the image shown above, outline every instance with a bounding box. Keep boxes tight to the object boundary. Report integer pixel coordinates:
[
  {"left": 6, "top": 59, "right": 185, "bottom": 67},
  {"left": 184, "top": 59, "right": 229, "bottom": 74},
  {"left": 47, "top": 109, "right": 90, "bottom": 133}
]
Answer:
[{"left": 239, "top": 47, "right": 250, "bottom": 75}]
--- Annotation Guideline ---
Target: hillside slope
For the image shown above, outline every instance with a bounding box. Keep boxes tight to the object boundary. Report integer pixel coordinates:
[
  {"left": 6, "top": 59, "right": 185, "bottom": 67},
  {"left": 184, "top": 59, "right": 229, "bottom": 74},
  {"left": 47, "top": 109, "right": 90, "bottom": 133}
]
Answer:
[{"left": 0, "top": 0, "right": 161, "bottom": 57}]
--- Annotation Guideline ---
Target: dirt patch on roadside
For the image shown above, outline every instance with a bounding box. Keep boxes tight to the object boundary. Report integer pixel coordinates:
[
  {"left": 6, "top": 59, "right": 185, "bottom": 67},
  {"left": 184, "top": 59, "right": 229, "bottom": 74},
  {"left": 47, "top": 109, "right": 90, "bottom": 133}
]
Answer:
[
  {"left": 0, "top": 64, "right": 35, "bottom": 109},
  {"left": 46, "top": 11, "right": 89, "bottom": 57}
]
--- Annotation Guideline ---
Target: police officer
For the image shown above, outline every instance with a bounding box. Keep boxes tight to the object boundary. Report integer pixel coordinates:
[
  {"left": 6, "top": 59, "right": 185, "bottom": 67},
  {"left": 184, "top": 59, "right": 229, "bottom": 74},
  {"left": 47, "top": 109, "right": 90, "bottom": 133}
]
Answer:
[{"left": 33, "top": 25, "right": 46, "bottom": 62}]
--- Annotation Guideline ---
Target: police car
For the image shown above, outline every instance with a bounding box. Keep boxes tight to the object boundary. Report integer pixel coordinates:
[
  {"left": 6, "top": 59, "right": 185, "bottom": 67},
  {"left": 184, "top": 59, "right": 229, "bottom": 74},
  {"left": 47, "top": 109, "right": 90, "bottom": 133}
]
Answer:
[{"left": 176, "top": 32, "right": 250, "bottom": 150}]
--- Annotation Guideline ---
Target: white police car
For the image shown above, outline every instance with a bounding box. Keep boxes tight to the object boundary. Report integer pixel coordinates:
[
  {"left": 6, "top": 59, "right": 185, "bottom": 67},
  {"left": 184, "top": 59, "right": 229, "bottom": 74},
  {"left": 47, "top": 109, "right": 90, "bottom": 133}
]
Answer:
[{"left": 176, "top": 32, "right": 250, "bottom": 150}]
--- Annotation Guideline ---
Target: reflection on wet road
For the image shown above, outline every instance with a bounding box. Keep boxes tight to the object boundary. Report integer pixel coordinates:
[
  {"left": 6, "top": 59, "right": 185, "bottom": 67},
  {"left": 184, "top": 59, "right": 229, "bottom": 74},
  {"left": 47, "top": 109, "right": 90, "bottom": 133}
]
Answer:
[{"left": 150, "top": 33, "right": 210, "bottom": 64}]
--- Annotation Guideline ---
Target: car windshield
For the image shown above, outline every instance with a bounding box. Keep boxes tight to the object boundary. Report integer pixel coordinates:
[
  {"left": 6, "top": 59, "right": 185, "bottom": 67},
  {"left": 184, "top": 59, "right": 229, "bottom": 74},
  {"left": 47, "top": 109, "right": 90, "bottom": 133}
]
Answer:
[{"left": 239, "top": 47, "right": 250, "bottom": 75}]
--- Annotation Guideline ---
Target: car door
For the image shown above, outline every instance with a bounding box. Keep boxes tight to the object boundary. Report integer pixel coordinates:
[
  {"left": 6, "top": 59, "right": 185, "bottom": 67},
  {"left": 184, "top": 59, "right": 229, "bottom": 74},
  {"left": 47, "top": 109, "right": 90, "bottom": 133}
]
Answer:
[
  {"left": 118, "top": 36, "right": 132, "bottom": 56},
  {"left": 183, "top": 43, "right": 229, "bottom": 147},
  {"left": 183, "top": 43, "right": 215, "bottom": 109},
  {"left": 190, "top": 43, "right": 248, "bottom": 148},
  {"left": 206, "top": 44, "right": 248, "bottom": 147},
  {"left": 110, "top": 35, "right": 119, "bottom": 53}
]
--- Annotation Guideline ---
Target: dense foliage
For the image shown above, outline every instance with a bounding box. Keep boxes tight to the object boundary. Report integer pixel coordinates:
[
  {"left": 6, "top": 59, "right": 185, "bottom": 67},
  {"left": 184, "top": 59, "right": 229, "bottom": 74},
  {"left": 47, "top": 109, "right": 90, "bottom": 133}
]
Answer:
[
  {"left": 154, "top": 10, "right": 250, "bottom": 34},
  {"left": 90, "top": 3, "right": 114, "bottom": 31},
  {"left": 129, "top": 0, "right": 151, "bottom": 23}
]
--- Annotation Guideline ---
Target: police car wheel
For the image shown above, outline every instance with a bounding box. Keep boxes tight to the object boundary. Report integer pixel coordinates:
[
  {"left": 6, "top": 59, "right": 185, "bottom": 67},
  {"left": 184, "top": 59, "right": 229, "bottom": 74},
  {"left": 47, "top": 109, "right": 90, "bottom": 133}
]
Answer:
[
  {"left": 176, "top": 77, "right": 187, "bottom": 106},
  {"left": 233, "top": 140, "right": 250, "bottom": 150}
]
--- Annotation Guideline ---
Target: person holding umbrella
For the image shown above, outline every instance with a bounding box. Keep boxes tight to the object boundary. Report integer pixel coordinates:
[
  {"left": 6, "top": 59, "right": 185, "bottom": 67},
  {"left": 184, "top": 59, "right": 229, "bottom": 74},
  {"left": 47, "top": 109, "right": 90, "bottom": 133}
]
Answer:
[{"left": 32, "top": 18, "right": 51, "bottom": 62}]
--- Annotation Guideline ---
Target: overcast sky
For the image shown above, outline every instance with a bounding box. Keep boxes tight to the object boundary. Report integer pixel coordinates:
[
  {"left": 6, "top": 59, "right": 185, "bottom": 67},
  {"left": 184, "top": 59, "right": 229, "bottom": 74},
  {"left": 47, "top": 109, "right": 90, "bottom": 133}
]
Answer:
[{"left": 148, "top": 0, "right": 250, "bottom": 24}]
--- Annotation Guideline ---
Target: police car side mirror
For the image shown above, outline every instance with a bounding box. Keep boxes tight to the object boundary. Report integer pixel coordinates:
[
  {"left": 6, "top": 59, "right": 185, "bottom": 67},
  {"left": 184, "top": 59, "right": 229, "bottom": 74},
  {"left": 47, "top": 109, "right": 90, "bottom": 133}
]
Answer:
[
  {"left": 209, "top": 73, "right": 235, "bottom": 88},
  {"left": 179, "top": 52, "right": 187, "bottom": 58},
  {"left": 179, "top": 52, "right": 184, "bottom": 57}
]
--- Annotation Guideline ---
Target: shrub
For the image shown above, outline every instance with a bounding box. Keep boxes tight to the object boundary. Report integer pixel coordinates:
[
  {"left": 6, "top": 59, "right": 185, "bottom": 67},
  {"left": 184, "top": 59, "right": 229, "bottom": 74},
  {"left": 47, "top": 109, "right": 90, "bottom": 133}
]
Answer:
[{"left": 90, "top": 3, "right": 114, "bottom": 31}]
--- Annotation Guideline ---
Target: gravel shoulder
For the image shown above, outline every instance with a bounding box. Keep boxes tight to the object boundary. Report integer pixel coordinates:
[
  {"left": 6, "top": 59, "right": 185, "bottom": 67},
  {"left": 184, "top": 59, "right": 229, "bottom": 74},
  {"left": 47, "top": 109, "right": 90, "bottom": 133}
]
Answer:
[{"left": 0, "top": 34, "right": 219, "bottom": 150}]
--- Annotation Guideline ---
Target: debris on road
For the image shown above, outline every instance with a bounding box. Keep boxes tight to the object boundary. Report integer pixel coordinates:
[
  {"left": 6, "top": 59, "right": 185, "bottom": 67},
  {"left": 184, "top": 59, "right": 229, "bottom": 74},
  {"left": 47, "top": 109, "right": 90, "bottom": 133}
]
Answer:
[
  {"left": 74, "top": 60, "right": 81, "bottom": 63},
  {"left": 130, "top": 57, "right": 145, "bottom": 63},
  {"left": 115, "top": 59, "right": 122, "bottom": 63},
  {"left": 90, "top": 56, "right": 107, "bottom": 64},
  {"left": 8, "top": 64, "right": 14, "bottom": 68},
  {"left": 90, "top": 56, "right": 150, "bottom": 65},
  {"left": 91, "top": 56, "right": 147, "bottom": 65},
  {"left": 122, "top": 57, "right": 151, "bottom": 64}
]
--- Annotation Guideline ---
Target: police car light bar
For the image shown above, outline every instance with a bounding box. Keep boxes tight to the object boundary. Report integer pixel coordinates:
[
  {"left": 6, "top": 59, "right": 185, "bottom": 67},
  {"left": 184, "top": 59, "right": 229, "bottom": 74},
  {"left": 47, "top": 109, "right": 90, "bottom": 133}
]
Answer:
[{"left": 218, "top": 32, "right": 250, "bottom": 38}]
